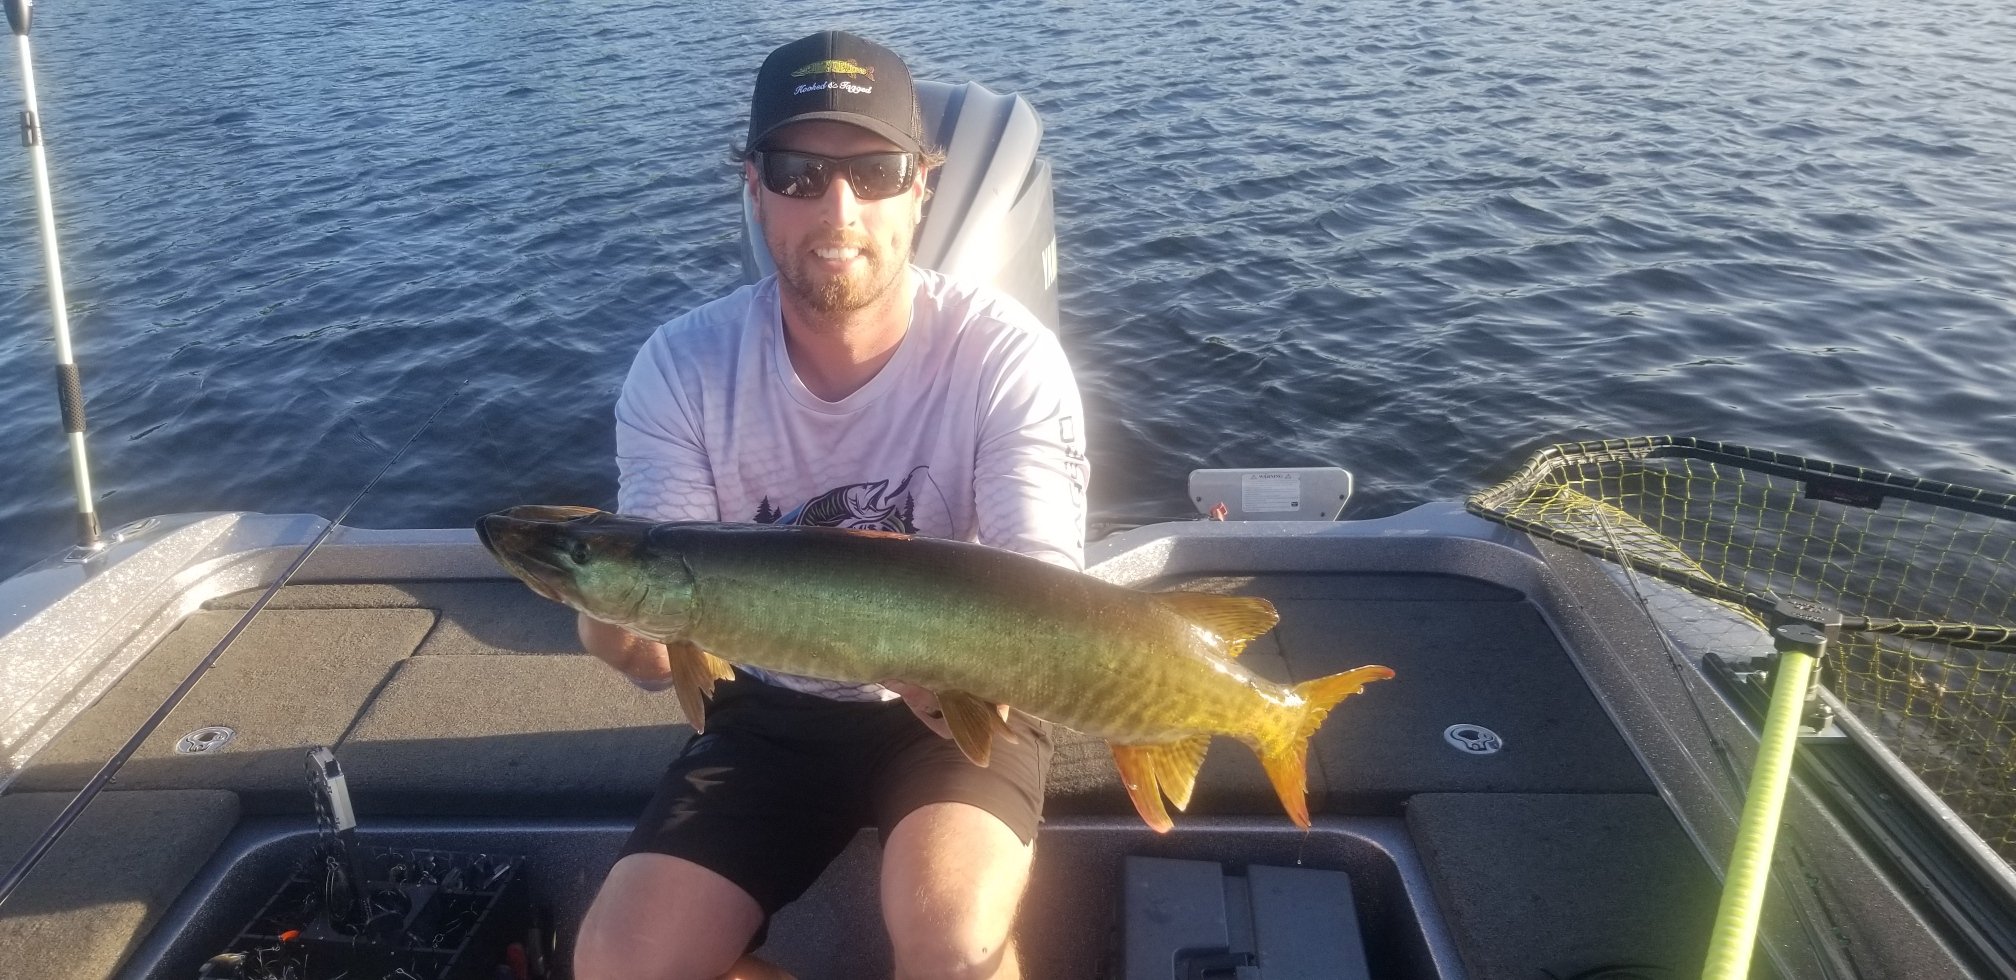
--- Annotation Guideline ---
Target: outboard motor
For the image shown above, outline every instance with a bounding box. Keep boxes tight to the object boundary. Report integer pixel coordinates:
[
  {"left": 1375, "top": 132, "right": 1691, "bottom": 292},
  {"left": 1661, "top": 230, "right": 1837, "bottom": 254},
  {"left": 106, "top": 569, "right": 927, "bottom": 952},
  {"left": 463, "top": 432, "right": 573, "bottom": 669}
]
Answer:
[{"left": 740, "top": 80, "right": 1060, "bottom": 331}]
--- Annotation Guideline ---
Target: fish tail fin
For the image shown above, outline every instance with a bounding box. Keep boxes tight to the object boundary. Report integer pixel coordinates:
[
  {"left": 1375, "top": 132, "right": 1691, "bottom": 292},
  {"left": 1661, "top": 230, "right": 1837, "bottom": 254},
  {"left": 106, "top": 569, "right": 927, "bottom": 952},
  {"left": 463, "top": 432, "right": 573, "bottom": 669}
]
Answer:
[{"left": 1259, "top": 665, "right": 1395, "bottom": 828}]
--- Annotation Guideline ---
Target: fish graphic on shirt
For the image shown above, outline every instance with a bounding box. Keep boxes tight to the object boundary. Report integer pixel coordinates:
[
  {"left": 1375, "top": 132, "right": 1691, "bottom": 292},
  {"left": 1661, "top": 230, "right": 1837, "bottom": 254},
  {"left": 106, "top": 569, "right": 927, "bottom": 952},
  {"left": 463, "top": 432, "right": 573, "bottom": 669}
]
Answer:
[{"left": 753, "top": 467, "right": 939, "bottom": 533}]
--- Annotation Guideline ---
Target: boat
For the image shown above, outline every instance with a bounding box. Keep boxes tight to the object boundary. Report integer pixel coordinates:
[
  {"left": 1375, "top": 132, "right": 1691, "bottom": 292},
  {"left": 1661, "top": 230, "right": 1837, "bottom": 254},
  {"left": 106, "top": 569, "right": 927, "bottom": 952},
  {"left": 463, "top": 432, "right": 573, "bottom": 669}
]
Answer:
[{"left": 4, "top": 52, "right": 2015, "bottom": 980}]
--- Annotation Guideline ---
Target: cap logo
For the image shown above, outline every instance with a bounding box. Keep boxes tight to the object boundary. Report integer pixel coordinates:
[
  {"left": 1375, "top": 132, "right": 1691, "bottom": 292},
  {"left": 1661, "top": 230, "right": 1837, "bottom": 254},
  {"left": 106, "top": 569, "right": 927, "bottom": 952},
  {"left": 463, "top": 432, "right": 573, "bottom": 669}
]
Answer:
[{"left": 792, "top": 59, "right": 876, "bottom": 81}]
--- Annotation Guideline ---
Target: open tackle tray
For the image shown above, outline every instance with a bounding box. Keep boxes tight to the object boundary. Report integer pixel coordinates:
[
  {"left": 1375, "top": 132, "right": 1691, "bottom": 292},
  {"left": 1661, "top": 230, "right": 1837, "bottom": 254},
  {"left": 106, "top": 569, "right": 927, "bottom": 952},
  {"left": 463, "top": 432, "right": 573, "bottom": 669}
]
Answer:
[
  {"left": 198, "top": 749, "right": 536, "bottom": 980},
  {"left": 209, "top": 846, "right": 530, "bottom": 980}
]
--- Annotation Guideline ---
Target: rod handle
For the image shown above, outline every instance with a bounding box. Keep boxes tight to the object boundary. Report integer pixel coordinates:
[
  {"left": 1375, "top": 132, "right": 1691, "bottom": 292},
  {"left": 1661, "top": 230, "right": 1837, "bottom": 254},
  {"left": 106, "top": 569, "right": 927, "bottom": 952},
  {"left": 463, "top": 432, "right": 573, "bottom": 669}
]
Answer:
[
  {"left": 55, "top": 362, "right": 85, "bottom": 434},
  {"left": 5, "top": 0, "right": 30, "bottom": 38}
]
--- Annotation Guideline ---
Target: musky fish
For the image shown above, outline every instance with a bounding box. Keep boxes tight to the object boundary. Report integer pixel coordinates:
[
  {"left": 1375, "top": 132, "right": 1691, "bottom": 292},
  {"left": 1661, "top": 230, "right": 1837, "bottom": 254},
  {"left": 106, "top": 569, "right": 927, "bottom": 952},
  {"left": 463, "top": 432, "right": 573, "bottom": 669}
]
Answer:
[{"left": 477, "top": 505, "right": 1393, "bottom": 832}]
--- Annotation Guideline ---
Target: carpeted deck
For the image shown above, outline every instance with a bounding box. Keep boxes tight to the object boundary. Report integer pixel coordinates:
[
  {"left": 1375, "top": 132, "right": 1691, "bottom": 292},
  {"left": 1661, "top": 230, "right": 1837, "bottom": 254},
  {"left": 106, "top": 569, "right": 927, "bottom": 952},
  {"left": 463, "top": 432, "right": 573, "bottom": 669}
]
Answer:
[
  {"left": 1406, "top": 792, "right": 1722, "bottom": 979},
  {"left": 0, "top": 789, "right": 240, "bottom": 980},
  {"left": 1, "top": 570, "right": 1699, "bottom": 979}
]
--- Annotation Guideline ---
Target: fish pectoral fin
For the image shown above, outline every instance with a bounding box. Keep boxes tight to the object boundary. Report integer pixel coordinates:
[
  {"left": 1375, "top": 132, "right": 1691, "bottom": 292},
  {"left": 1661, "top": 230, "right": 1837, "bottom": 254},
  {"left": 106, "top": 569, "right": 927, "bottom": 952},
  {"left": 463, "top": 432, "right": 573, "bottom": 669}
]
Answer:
[
  {"left": 700, "top": 648, "right": 737, "bottom": 683},
  {"left": 665, "top": 640, "right": 732, "bottom": 734},
  {"left": 937, "top": 690, "right": 1005, "bottom": 768},
  {"left": 832, "top": 527, "right": 912, "bottom": 541},
  {"left": 1144, "top": 735, "right": 1213, "bottom": 812},
  {"left": 1110, "top": 744, "right": 1175, "bottom": 833},
  {"left": 1155, "top": 592, "right": 1280, "bottom": 656}
]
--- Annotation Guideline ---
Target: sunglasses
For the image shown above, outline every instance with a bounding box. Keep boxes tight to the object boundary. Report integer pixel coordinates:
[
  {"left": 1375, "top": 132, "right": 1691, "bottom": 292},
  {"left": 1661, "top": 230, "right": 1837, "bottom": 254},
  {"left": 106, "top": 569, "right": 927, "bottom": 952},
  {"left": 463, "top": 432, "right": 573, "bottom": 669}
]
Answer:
[{"left": 755, "top": 150, "right": 919, "bottom": 201}]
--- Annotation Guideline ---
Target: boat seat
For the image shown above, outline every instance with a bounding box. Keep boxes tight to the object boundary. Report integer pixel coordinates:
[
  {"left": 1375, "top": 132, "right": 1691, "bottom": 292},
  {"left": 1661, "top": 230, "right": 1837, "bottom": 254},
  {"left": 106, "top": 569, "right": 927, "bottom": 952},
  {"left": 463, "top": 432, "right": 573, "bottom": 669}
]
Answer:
[{"left": 0, "top": 789, "right": 239, "bottom": 980}]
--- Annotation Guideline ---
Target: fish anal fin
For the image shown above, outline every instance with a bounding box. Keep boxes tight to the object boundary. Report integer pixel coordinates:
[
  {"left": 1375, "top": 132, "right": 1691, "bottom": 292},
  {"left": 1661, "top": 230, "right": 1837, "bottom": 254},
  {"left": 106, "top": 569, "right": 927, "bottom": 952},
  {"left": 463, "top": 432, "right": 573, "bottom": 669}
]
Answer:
[
  {"left": 1258, "top": 740, "right": 1313, "bottom": 830},
  {"left": 937, "top": 690, "right": 1004, "bottom": 768},
  {"left": 665, "top": 640, "right": 734, "bottom": 734},
  {"left": 1110, "top": 744, "right": 1175, "bottom": 834},
  {"left": 1156, "top": 592, "right": 1280, "bottom": 656},
  {"left": 1145, "top": 735, "right": 1213, "bottom": 812}
]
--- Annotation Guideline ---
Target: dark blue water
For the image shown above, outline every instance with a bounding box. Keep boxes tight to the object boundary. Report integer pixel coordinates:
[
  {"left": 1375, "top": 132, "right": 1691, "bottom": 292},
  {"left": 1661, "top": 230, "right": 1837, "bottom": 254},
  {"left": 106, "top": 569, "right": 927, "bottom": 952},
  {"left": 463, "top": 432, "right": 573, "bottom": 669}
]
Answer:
[{"left": 3, "top": 0, "right": 2014, "bottom": 576}]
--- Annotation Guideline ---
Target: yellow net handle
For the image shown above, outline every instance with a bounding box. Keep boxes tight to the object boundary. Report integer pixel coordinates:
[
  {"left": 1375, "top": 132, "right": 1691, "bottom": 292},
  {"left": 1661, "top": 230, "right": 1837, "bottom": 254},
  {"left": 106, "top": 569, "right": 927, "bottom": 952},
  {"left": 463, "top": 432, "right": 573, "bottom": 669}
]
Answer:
[{"left": 1701, "top": 644, "right": 1822, "bottom": 979}]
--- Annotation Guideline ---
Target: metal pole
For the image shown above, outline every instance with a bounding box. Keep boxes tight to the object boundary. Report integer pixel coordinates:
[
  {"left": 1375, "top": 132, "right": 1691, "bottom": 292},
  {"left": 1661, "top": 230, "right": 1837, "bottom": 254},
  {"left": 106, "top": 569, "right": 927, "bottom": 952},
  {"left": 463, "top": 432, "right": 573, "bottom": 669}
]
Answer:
[
  {"left": 0, "top": 381, "right": 468, "bottom": 911},
  {"left": 8, "top": 0, "right": 103, "bottom": 551}
]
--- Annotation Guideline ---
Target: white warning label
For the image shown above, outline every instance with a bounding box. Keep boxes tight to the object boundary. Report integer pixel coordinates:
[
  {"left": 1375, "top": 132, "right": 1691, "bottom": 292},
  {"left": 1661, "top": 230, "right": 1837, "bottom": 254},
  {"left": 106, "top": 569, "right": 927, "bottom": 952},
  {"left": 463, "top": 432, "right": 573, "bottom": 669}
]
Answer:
[{"left": 1241, "top": 472, "right": 1302, "bottom": 513}]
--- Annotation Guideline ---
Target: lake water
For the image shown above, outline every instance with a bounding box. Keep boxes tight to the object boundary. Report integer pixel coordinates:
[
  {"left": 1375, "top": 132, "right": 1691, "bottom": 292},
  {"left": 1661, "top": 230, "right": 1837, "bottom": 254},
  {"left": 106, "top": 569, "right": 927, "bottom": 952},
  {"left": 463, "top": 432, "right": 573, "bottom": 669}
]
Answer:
[{"left": 1, "top": 0, "right": 2013, "bottom": 576}]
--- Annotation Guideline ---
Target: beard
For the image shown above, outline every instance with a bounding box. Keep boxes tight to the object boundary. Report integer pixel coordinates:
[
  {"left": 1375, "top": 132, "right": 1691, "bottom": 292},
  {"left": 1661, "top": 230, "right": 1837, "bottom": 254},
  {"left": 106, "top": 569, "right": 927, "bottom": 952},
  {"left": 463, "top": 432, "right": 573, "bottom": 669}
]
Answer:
[{"left": 769, "top": 229, "right": 910, "bottom": 314}]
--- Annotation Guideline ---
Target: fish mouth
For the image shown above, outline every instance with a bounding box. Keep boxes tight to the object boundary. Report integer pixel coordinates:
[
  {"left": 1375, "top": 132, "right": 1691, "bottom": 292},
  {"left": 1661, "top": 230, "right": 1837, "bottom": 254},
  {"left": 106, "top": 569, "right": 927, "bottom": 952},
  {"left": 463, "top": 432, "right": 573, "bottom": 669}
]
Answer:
[{"left": 475, "top": 505, "right": 605, "bottom": 604}]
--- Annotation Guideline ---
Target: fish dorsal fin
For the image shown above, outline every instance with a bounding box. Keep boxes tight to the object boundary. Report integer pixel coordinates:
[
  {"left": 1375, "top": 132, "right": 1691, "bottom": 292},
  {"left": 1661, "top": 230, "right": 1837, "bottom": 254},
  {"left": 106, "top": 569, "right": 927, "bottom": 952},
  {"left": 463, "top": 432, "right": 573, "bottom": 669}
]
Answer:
[
  {"left": 1156, "top": 591, "right": 1280, "bottom": 656},
  {"left": 937, "top": 690, "right": 1016, "bottom": 768},
  {"left": 665, "top": 640, "right": 737, "bottom": 734}
]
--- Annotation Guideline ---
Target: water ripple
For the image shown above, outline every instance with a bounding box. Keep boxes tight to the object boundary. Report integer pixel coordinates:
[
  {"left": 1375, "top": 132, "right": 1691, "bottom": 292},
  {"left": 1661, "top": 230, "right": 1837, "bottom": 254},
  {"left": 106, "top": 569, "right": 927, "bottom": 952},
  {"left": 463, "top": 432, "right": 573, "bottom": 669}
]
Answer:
[{"left": 1, "top": 0, "right": 2014, "bottom": 572}]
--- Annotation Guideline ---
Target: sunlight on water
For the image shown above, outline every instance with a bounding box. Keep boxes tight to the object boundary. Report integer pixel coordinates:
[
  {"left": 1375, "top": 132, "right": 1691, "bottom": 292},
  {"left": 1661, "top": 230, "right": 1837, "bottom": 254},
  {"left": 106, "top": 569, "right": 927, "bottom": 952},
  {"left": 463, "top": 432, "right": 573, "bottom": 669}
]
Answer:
[{"left": 0, "top": 0, "right": 2012, "bottom": 575}]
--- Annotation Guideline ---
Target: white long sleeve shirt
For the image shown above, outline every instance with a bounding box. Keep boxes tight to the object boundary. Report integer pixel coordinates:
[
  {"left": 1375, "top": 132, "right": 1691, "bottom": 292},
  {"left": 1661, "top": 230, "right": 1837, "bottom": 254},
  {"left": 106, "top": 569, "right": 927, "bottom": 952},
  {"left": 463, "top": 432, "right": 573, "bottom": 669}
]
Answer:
[{"left": 615, "top": 267, "right": 1089, "bottom": 700}]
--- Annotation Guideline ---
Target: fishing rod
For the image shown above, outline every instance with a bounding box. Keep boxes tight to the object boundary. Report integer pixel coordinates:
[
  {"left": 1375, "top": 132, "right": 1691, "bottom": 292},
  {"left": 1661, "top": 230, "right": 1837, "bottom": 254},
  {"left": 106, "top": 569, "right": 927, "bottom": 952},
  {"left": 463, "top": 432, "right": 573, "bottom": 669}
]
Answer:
[
  {"left": 0, "top": 381, "right": 469, "bottom": 911},
  {"left": 7, "top": 0, "right": 103, "bottom": 553}
]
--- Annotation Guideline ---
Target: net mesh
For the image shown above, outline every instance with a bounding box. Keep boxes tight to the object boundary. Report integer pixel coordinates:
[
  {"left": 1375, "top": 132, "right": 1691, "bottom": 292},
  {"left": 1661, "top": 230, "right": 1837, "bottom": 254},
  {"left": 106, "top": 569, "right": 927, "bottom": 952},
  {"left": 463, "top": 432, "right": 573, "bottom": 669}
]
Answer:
[{"left": 1469, "top": 436, "right": 2016, "bottom": 860}]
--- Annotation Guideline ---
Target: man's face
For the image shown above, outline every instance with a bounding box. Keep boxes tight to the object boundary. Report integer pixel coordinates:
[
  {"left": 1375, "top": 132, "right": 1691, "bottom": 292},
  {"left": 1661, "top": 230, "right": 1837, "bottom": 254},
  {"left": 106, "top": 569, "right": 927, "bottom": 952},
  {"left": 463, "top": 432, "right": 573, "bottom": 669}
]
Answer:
[{"left": 748, "top": 120, "right": 927, "bottom": 316}]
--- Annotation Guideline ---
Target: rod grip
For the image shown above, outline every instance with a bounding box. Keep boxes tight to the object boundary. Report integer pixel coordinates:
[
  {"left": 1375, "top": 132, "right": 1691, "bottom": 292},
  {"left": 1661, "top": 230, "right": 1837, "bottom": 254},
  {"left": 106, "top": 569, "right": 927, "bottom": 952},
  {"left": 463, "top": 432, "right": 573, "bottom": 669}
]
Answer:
[
  {"left": 5, "top": 0, "right": 30, "bottom": 38},
  {"left": 55, "top": 362, "right": 86, "bottom": 434}
]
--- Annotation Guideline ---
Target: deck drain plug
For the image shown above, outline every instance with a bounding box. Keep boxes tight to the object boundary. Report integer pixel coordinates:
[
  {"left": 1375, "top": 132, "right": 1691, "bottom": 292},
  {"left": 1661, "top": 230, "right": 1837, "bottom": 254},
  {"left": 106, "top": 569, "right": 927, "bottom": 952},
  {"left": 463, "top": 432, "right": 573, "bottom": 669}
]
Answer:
[
  {"left": 1443, "top": 724, "right": 1503, "bottom": 755},
  {"left": 175, "top": 726, "right": 237, "bottom": 754}
]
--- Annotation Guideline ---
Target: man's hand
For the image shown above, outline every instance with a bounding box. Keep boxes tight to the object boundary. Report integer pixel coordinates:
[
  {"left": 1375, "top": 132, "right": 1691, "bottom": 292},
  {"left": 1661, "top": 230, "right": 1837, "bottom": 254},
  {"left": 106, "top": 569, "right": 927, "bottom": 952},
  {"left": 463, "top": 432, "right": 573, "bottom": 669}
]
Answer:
[
  {"left": 577, "top": 613, "right": 676, "bottom": 691},
  {"left": 881, "top": 679, "right": 1011, "bottom": 740}
]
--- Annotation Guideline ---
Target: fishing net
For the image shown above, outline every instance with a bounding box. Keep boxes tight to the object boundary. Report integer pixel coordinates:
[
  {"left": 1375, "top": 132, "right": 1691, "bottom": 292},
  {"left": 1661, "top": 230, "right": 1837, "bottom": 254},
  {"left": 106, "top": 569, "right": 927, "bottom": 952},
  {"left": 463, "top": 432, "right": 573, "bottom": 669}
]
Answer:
[{"left": 1467, "top": 436, "right": 2016, "bottom": 861}]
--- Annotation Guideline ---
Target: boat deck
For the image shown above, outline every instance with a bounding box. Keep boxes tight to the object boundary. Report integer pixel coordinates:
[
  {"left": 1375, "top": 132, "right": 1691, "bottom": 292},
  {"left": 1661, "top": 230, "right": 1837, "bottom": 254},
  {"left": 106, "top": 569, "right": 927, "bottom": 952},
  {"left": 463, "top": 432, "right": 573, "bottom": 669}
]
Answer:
[{"left": 0, "top": 508, "right": 1969, "bottom": 978}]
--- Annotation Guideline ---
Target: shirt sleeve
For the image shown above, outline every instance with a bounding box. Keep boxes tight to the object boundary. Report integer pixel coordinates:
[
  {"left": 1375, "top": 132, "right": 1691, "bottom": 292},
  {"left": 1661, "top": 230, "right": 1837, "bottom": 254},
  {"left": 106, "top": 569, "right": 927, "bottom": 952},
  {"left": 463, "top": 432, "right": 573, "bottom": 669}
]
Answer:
[
  {"left": 614, "top": 324, "right": 720, "bottom": 522},
  {"left": 974, "top": 326, "right": 1090, "bottom": 570}
]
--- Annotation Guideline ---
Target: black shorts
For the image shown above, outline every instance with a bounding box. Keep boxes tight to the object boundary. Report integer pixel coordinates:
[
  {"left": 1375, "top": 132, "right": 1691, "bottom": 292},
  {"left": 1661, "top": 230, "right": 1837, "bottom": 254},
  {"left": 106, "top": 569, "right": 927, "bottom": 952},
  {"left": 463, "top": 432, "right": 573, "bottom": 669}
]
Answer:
[{"left": 620, "top": 671, "right": 1053, "bottom": 919}]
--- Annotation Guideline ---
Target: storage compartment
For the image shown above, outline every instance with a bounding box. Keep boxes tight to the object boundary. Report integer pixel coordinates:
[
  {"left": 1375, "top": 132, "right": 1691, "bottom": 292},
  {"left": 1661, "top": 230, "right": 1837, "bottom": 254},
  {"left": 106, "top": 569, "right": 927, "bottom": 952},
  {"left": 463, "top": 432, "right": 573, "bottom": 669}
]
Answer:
[
  {"left": 124, "top": 817, "right": 1460, "bottom": 979},
  {"left": 1121, "top": 855, "right": 1372, "bottom": 979}
]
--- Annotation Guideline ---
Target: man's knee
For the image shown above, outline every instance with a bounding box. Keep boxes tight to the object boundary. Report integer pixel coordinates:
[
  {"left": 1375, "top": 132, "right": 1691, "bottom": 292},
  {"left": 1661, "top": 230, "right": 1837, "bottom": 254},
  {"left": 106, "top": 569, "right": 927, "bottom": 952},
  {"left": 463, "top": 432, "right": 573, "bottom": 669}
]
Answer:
[
  {"left": 888, "top": 925, "right": 1017, "bottom": 980},
  {"left": 882, "top": 804, "right": 1032, "bottom": 980},
  {"left": 575, "top": 908, "right": 744, "bottom": 980},
  {"left": 574, "top": 853, "right": 762, "bottom": 980}
]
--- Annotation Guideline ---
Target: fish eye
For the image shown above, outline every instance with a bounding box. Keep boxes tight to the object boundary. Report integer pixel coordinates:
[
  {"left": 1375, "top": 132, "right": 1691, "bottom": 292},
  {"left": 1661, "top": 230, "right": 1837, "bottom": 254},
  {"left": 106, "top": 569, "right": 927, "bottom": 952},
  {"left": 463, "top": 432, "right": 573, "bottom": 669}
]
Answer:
[{"left": 570, "top": 540, "right": 591, "bottom": 566}]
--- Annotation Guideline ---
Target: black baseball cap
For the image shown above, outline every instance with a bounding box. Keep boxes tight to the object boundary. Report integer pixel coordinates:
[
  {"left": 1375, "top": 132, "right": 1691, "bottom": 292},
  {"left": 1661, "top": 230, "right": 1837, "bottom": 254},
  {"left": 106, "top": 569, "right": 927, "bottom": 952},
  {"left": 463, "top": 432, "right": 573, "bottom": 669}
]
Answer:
[{"left": 746, "top": 31, "right": 925, "bottom": 156}]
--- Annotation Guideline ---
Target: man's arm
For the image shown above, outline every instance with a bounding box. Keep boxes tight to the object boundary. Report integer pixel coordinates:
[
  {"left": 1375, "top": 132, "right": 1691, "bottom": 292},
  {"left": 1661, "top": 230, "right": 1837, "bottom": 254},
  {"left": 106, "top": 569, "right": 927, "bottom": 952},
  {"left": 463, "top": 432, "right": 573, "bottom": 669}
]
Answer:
[
  {"left": 587, "top": 325, "right": 719, "bottom": 687},
  {"left": 973, "top": 327, "right": 1090, "bottom": 570},
  {"left": 882, "top": 326, "right": 1088, "bottom": 732},
  {"left": 884, "top": 323, "right": 1087, "bottom": 734},
  {"left": 615, "top": 324, "right": 720, "bottom": 524}
]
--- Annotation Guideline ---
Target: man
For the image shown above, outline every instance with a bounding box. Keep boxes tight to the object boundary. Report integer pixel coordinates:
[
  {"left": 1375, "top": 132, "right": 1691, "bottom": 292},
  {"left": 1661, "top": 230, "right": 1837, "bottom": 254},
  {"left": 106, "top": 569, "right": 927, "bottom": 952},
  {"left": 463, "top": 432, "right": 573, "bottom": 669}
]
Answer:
[{"left": 571, "top": 30, "right": 1088, "bottom": 980}]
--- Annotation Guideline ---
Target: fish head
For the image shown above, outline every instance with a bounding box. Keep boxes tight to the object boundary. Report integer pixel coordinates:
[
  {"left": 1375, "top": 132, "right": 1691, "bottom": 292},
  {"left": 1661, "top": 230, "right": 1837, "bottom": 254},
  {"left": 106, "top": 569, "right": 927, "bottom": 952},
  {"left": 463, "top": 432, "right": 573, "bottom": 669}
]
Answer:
[{"left": 476, "top": 505, "right": 694, "bottom": 633}]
